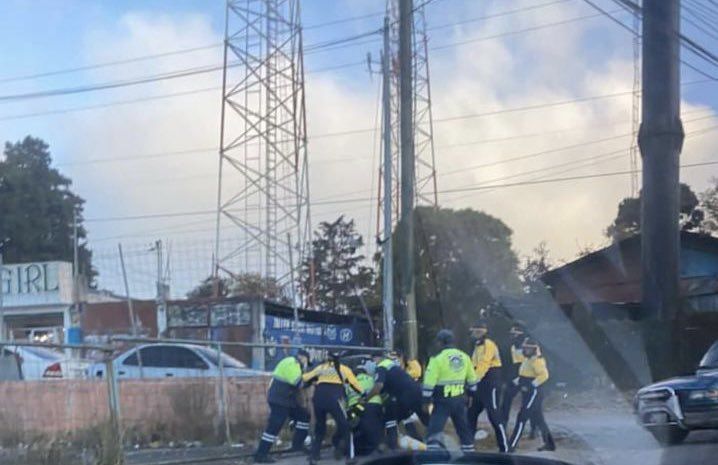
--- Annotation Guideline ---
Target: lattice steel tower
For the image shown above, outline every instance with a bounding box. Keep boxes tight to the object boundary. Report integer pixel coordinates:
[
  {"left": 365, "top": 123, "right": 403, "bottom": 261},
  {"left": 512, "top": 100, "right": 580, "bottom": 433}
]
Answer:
[
  {"left": 377, "top": 0, "right": 438, "bottom": 237},
  {"left": 214, "top": 0, "right": 311, "bottom": 286}
]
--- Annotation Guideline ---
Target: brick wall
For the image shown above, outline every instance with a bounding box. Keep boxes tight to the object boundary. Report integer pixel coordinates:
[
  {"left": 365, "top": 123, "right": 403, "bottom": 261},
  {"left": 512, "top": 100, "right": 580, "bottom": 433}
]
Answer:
[{"left": 0, "top": 376, "right": 270, "bottom": 444}]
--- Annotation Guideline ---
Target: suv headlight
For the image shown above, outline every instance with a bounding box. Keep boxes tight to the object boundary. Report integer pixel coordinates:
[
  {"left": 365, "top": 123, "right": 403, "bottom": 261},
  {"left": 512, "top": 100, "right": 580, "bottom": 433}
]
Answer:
[{"left": 688, "top": 389, "right": 718, "bottom": 401}]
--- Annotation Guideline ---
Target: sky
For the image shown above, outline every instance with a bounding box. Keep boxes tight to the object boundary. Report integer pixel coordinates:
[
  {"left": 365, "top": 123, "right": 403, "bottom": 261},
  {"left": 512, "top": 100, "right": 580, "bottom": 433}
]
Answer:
[{"left": 1, "top": 0, "right": 717, "bottom": 298}]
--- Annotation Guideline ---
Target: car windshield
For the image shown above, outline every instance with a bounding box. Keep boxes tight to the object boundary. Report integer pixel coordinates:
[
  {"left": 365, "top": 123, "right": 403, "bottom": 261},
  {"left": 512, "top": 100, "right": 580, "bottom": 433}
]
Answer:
[
  {"left": 2, "top": 1, "right": 718, "bottom": 465},
  {"left": 699, "top": 343, "right": 718, "bottom": 369}
]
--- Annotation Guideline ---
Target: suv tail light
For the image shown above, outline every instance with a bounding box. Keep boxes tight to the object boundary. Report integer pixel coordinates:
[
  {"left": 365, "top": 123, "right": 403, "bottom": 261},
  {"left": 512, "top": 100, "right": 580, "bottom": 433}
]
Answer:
[{"left": 43, "top": 362, "right": 63, "bottom": 378}]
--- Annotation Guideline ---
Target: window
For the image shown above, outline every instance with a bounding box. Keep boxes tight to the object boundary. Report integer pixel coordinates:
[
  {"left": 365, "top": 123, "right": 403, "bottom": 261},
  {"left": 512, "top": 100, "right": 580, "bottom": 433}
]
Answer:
[
  {"left": 122, "top": 352, "right": 139, "bottom": 366},
  {"left": 133, "top": 346, "right": 209, "bottom": 370},
  {"left": 194, "top": 346, "right": 246, "bottom": 369}
]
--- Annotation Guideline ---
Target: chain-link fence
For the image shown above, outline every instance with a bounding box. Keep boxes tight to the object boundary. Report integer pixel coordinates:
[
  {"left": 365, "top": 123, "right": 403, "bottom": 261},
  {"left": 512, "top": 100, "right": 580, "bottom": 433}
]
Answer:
[{"left": 0, "top": 338, "right": 382, "bottom": 465}]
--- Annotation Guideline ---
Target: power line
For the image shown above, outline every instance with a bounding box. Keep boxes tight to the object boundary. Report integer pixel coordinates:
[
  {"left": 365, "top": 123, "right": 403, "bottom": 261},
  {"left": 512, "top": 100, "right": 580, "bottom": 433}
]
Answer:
[
  {"left": 0, "top": 4, "right": 633, "bottom": 105},
  {"left": 0, "top": 6, "right": 649, "bottom": 118},
  {"left": 0, "top": 61, "right": 363, "bottom": 122}
]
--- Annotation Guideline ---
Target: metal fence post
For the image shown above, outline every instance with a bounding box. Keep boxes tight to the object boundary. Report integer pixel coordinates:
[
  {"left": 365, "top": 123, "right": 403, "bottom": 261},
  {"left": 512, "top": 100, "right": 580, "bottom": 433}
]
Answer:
[
  {"left": 105, "top": 357, "right": 124, "bottom": 464},
  {"left": 216, "top": 342, "right": 231, "bottom": 444}
]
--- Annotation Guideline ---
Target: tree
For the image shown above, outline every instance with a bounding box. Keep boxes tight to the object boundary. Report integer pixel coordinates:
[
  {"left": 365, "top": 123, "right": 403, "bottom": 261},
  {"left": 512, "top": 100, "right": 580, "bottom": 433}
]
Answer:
[
  {"left": 397, "top": 207, "right": 521, "bottom": 358},
  {"left": 187, "top": 273, "right": 286, "bottom": 301},
  {"left": 300, "top": 215, "right": 377, "bottom": 313},
  {"left": 0, "top": 136, "right": 93, "bottom": 278},
  {"left": 519, "top": 242, "right": 552, "bottom": 293},
  {"left": 699, "top": 177, "right": 718, "bottom": 233},
  {"left": 606, "top": 183, "right": 704, "bottom": 241},
  {"left": 187, "top": 276, "right": 230, "bottom": 299}
]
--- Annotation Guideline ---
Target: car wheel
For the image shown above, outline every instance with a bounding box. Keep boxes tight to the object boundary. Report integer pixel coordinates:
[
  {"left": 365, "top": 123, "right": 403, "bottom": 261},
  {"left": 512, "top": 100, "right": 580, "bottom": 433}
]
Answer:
[{"left": 650, "top": 426, "right": 689, "bottom": 446}]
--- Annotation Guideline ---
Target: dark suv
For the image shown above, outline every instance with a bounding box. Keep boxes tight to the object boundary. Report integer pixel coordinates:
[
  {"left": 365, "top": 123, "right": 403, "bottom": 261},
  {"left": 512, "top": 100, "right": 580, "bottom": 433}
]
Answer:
[{"left": 635, "top": 341, "right": 718, "bottom": 445}]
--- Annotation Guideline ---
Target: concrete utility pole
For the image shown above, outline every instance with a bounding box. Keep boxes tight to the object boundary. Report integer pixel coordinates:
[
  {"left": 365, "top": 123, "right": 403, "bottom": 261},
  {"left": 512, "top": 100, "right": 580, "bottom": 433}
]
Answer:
[
  {"left": 399, "top": 0, "right": 418, "bottom": 359},
  {"left": 381, "top": 16, "right": 395, "bottom": 351},
  {"left": 640, "top": 0, "right": 684, "bottom": 381},
  {"left": 639, "top": 0, "right": 684, "bottom": 322}
]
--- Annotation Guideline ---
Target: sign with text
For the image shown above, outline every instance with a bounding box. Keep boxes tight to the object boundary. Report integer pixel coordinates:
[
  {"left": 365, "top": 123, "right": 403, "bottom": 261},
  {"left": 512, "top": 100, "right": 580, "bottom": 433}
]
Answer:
[
  {"left": 262, "top": 315, "right": 372, "bottom": 369},
  {"left": 0, "top": 262, "right": 73, "bottom": 307}
]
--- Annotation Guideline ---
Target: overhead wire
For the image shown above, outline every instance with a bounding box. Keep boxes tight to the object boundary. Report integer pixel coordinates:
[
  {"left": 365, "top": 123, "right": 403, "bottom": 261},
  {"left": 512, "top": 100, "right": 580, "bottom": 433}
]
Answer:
[{"left": 0, "top": 2, "right": 627, "bottom": 106}]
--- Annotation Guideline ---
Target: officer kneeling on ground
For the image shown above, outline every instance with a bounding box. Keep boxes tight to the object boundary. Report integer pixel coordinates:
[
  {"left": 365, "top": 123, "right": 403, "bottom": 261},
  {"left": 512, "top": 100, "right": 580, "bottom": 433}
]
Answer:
[
  {"left": 366, "top": 350, "right": 429, "bottom": 449},
  {"left": 422, "top": 329, "right": 477, "bottom": 453},
  {"left": 345, "top": 361, "right": 383, "bottom": 456},
  {"left": 255, "top": 349, "right": 312, "bottom": 463}
]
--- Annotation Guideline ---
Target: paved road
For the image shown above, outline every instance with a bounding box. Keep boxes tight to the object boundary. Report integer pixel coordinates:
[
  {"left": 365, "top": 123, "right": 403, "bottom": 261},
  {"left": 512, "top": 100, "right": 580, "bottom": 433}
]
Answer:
[{"left": 127, "top": 406, "right": 718, "bottom": 465}]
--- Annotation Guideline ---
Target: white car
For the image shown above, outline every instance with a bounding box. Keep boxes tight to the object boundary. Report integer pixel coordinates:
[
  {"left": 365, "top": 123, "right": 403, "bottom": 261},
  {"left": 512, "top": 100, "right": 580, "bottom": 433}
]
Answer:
[
  {"left": 1, "top": 345, "right": 90, "bottom": 380},
  {"left": 89, "top": 343, "right": 267, "bottom": 379}
]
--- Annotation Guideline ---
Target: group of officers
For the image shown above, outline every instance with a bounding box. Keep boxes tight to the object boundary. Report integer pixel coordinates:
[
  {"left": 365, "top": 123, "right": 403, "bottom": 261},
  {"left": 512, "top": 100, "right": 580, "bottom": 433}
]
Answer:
[{"left": 254, "top": 321, "right": 555, "bottom": 463}]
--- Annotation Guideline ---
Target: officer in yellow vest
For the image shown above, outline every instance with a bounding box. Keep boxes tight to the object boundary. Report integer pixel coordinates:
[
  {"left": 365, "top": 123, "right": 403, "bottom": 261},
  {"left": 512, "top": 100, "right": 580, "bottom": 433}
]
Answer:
[
  {"left": 507, "top": 338, "right": 555, "bottom": 453},
  {"left": 345, "top": 362, "right": 383, "bottom": 456},
  {"left": 501, "top": 323, "right": 528, "bottom": 423},
  {"left": 422, "top": 329, "right": 477, "bottom": 453},
  {"left": 303, "top": 351, "right": 364, "bottom": 463},
  {"left": 254, "top": 349, "right": 311, "bottom": 463},
  {"left": 468, "top": 321, "right": 508, "bottom": 452}
]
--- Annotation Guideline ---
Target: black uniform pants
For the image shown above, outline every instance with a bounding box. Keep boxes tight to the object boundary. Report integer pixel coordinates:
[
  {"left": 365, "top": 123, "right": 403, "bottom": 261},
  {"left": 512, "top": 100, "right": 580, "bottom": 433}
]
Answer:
[
  {"left": 255, "top": 403, "right": 310, "bottom": 458},
  {"left": 508, "top": 385, "right": 554, "bottom": 451},
  {"left": 468, "top": 371, "right": 508, "bottom": 452},
  {"left": 384, "top": 393, "right": 429, "bottom": 448},
  {"left": 425, "top": 396, "right": 474, "bottom": 453},
  {"left": 354, "top": 403, "right": 383, "bottom": 456},
  {"left": 311, "top": 384, "right": 349, "bottom": 459}
]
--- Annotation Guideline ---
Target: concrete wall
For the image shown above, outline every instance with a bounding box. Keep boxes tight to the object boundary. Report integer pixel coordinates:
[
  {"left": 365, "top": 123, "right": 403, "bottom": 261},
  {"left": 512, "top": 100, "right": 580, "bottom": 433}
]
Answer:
[{"left": 0, "top": 377, "right": 270, "bottom": 444}]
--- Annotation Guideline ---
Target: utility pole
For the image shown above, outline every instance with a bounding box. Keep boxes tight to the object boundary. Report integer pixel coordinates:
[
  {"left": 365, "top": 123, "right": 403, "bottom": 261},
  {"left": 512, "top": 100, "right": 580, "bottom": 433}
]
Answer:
[
  {"left": 639, "top": 0, "right": 684, "bottom": 378},
  {"left": 399, "top": 0, "right": 418, "bottom": 359},
  {"left": 155, "top": 240, "right": 168, "bottom": 336},
  {"left": 0, "top": 250, "right": 4, "bottom": 341},
  {"left": 381, "top": 16, "right": 395, "bottom": 351},
  {"left": 118, "top": 244, "right": 138, "bottom": 337}
]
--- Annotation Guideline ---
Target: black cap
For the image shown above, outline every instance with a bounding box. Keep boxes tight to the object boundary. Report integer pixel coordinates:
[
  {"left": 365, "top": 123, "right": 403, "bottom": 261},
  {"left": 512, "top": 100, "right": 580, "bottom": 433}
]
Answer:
[
  {"left": 297, "top": 349, "right": 310, "bottom": 360},
  {"left": 470, "top": 320, "right": 488, "bottom": 330},
  {"left": 522, "top": 337, "right": 539, "bottom": 348},
  {"left": 510, "top": 322, "right": 526, "bottom": 332},
  {"left": 436, "top": 329, "right": 455, "bottom": 347}
]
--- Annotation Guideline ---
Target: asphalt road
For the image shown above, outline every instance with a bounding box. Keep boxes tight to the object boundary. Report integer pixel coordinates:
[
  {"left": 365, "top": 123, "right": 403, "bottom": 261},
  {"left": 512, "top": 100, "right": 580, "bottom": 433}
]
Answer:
[{"left": 123, "top": 405, "right": 718, "bottom": 465}]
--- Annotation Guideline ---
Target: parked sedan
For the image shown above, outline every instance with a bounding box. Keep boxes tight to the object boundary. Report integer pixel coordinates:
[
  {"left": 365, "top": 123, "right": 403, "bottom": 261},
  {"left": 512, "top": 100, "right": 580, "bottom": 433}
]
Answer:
[
  {"left": 89, "top": 343, "right": 267, "bottom": 379},
  {"left": 1, "top": 345, "right": 89, "bottom": 380},
  {"left": 635, "top": 339, "right": 718, "bottom": 445}
]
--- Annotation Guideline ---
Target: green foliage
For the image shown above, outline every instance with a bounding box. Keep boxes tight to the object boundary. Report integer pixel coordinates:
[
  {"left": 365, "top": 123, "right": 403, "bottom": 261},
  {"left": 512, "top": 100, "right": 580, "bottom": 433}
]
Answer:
[
  {"left": 300, "top": 215, "right": 377, "bottom": 313},
  {"left": 187, "top": 273, "right": 286, "bottom": 301},
  {"left": 395, "top": 207, "right": 521, "bottom": 358},
  {"left": 519, "top": 241, "right": 552, "bottom": 293},
  {"left": 606, "top": 183, "right": 704, "bottom": 241},
  {"left": 0, "top": 136, "right": 93, "bottom": 279}
]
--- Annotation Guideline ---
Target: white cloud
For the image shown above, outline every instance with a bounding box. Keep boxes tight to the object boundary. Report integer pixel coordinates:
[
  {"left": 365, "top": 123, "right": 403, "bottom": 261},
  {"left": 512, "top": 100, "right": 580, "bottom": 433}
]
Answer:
[{"left": 39, "top": 2, "right": 718, "bottom": 296}]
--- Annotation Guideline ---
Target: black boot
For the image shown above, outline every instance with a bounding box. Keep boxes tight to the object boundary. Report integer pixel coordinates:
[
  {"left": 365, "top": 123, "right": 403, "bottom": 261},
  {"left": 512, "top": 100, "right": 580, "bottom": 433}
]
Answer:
[{"left": 538, "top": 432, "right": 556, "bottom": 451}]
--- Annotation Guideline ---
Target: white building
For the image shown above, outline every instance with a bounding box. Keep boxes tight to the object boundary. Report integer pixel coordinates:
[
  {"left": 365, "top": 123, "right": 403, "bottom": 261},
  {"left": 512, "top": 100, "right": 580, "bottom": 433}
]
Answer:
[{"left": 0, "top": 261, "right": 119, "bottom": 342}]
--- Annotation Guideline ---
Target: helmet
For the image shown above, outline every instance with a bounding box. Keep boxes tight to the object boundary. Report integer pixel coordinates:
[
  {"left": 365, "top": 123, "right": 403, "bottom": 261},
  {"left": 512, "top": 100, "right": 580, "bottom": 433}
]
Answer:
[
  {"left": 296, "top": 349, "right": 310, "bottom": 360},
  {"left": 435, "top": 329, "right": 455, "bottom": 347},
  {"left": 327, "top": 350, "right": 342, "bottom": 361}
]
